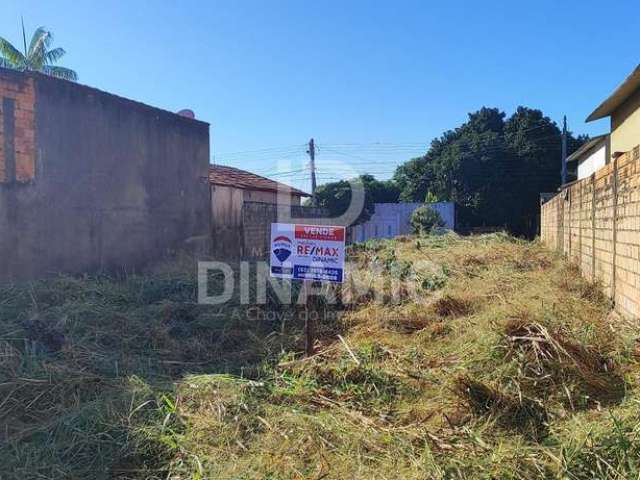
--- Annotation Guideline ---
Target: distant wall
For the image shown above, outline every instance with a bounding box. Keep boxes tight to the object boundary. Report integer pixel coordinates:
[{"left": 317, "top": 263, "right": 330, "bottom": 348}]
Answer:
[
  {"left": 541, "top": 145, "right": 640, "bottom": 319},
  {"left": 577, "top": 143, "right": 608, "bottom": 180},
  {"left": 0, "top": 68, "right": 211, "bottom": 282},
  {"left": 350, "top": 202, "right": 455, "bottom": 243}
]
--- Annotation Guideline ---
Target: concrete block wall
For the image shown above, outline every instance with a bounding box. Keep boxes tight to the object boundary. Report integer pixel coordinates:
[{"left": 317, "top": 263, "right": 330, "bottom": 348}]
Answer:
[
  {"left": 594, "top": 163, "right": 615, "bottom": 297},
  {"left": 349, "top": 202, "right": 456, "bottom": 243},
  {"left": 614, "top": 147, "right": 640, "bottom": 317},
  {"left": 540, "top": 193, "right": 559, "bottom": 251},
  {"left": 541, "top": 146, "right": 640, "bottom": 318},
  {"left": 242, "top": 202, "right": 275, "bottom": 259}
]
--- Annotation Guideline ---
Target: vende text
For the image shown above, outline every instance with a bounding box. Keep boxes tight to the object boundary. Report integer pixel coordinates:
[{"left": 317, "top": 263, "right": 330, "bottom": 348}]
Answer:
[{"left": 295, "top": 225, "right": 345, "bottom": 241}]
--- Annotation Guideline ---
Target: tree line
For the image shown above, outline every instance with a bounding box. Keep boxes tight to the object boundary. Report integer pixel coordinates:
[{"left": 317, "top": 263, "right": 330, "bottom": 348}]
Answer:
[{"left": 312, "top": 106, "right": 587, "bottom": 238}]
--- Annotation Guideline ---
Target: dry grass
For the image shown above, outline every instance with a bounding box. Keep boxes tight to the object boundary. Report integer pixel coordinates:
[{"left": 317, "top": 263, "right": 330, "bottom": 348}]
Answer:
[
  {"left": 503, "top": 317, "right": 626, "bottom": 409},
  {"left": 1, "top": 233, "right": 640, "bottom": 479},
  {"left": 432, "top": 292, "right": 477, "bottom": 318},
  {"left": 454, "top": 376, "right": 548, "bottom": 440}
]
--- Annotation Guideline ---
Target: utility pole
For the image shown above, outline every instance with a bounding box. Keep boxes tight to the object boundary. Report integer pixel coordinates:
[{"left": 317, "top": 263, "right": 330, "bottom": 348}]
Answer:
[
  {"left": 561, "top": 116, "right": 568, "bottom": 186},
  {"left": 304, "top": 138, "right": 319, "bottom": 356},
  {"left": 307, "top": 138, "right": 317, "bottom": 201}
]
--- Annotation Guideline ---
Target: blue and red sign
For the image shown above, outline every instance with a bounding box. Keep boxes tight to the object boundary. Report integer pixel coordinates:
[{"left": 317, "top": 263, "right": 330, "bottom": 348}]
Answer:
[{"left": 270, "top": 223, "right": 346, "bottom": 283}]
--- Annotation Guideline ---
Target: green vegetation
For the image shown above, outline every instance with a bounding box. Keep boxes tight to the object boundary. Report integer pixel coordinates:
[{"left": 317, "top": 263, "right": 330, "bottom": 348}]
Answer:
[
  {"left": 312, "top": 107, "right": 588, "bottom": 237},
  {"left": 0, "top": 20, "right": 77, "bottom": 80},
  {"left": 309, "top": 173, "right": 400, "bottom": 225},
  {"left": 2, "top": 235, "right": 640, "bottom": 479},
  {"left": 410, "top": 205, "right": 445, "bottom": 234}
]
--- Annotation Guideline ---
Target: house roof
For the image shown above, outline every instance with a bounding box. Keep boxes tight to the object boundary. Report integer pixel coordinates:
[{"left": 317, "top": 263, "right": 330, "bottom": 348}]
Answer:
[
  {"left": 566, "top": 134, "right": 608, "bottom": 163},
  {"left": 209, "top": 164, "right": 310, "bottom": 197},
  {"left": 586, "top": 65, "right": 640, "bottom": 122}
]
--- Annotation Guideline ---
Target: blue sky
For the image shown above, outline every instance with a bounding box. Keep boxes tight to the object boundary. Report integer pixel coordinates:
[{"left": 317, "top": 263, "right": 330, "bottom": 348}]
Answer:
[{"left": 2, "top": 0, "right": 639, "bottom": 191}]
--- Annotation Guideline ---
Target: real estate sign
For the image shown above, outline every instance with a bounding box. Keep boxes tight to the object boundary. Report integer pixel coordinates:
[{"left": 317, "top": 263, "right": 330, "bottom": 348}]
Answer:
[{"left": 270, "top": 223, "right": 346, "bottom": 283}]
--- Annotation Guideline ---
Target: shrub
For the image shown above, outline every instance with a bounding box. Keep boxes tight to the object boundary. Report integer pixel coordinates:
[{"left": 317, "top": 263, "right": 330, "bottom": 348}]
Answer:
[{"left": 410, "top": 206, "right": 445, "bottom": 234}]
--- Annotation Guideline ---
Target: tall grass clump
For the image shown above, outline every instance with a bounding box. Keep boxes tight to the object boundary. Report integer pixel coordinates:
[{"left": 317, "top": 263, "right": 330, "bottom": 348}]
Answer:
[{"left": 2, "top": 234, "right": 639, "bottom": 479}]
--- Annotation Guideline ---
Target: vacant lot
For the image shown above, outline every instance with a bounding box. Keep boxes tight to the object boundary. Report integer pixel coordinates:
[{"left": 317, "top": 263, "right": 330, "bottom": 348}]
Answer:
[{"left": 1, "top": 233, "right": 639, "bottom": 479}]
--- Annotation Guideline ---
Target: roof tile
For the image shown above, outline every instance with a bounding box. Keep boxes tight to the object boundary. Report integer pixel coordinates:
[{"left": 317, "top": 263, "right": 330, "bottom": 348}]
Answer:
[{"left": 209, "top": 164, "right": 310, "bottom": 197}]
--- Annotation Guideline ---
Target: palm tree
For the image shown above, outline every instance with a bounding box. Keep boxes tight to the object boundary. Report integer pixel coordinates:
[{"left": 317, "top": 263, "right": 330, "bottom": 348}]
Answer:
[{"left": 0, "top": 20, "right": 77, "bottom": 81}]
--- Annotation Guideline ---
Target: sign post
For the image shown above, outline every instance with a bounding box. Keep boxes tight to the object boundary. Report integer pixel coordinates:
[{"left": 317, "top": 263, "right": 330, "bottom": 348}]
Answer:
[
  {"left": 270, "top": 223, "right": 346, "bottom": 355},
  {"left": 304, "top": 294, "right": 316, "bottom": 356}
]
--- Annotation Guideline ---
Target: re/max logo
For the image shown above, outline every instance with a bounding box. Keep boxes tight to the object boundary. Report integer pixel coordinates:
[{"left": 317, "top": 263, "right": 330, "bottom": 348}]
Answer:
[{"left": 296, "top": 245, "right": 339, "bottom": 256}]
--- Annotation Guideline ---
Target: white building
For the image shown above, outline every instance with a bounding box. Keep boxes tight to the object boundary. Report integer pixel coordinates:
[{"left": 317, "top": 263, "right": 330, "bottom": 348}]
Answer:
[
  {"left": 567, "top": 134, "right": 610, "bottom": 180},
  {"left": 349, "top": 202, "right": 455, "bottom": 243}
]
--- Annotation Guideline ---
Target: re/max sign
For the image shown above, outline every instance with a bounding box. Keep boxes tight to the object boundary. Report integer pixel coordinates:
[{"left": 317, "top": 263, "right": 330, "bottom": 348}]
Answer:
[{"left": 271, "top": 223, "right": 346, "bottom": 283}]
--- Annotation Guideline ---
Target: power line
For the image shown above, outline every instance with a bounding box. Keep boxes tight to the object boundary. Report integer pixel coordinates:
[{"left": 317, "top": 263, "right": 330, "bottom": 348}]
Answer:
[{"left": 211, "top": 125, "right": 567, "bottom": 190}]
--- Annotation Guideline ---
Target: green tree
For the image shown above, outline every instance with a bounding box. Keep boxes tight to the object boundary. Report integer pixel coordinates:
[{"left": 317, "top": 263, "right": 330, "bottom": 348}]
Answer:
[
  {"left": 424, "top": 191, "right": 440, "bottom": 203},
  {"left": 503, "top": 107, "right": 563, "bottom": 235},
  {"left": 309, "top": 174, "right": 400, "bottom": 225},
  {"left": 394, "top": 156, "right": 433, "bottom": 202},
  {"left": 393, "top": 106, "right": 588, "bottom": 237},
  {"left": 0, "top": 21, "right": 77, "bottom": 81},
  {"left": 395, "top": 107, "right": 510, "bottom": 228}
]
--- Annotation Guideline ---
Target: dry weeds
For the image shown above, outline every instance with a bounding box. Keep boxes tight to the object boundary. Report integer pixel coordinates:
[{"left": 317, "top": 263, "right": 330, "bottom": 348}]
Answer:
[{"left": 0, "top": 233, "right": 638, "bottom": 479}]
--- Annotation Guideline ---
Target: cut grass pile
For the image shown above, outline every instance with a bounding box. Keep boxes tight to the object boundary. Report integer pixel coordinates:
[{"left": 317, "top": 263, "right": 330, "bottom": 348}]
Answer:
[{"left": 1, "top": 233, "right": 640, "bottom": 479}]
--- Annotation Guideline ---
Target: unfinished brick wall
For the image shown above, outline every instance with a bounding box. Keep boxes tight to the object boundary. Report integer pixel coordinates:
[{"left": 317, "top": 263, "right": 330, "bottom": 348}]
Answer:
[
  {"left": 0, "top": 74, "right": 35, "bottom": 183},
  {"left": 541, "top": 146, "right": 640, "bottom": 318},
  {"left": 0, "top": 68, "right": 211, "bottom": 283}
]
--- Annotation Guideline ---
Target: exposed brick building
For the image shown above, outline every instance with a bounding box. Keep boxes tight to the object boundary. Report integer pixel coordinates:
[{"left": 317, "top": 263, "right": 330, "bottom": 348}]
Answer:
[
  {"left": 0, "top": 68, "right": 210, "bottom": 282},
  {"left": 0, "top": 73, "right": 36, "bottom": 183}
]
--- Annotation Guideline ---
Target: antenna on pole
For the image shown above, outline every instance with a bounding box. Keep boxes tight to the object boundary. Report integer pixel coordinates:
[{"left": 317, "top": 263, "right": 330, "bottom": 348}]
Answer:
[
  {"left": 561, "top": 116, "right": 568, "bottom": 186},
  {"left": 21, "top": 16, "right": 28, "bottom": 57},
  {"left": 307, "top": 138, "right": 317, "bottom": 202}
]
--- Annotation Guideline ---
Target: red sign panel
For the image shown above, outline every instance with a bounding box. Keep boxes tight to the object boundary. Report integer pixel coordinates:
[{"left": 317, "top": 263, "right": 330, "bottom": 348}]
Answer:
[{"left": 294, "top": 225, "right": 345, "bottom": 242}]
